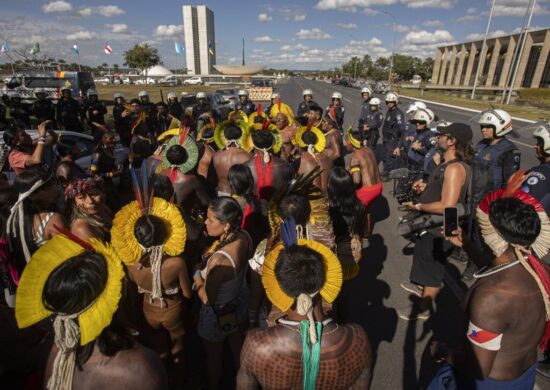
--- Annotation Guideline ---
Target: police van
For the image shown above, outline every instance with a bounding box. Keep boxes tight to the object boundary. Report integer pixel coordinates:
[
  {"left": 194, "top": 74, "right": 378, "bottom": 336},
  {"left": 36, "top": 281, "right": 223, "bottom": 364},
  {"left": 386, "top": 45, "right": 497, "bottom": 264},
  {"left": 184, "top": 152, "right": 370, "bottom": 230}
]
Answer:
[{"left": 1, "top": 71, "right": 95, "bottom": 103}]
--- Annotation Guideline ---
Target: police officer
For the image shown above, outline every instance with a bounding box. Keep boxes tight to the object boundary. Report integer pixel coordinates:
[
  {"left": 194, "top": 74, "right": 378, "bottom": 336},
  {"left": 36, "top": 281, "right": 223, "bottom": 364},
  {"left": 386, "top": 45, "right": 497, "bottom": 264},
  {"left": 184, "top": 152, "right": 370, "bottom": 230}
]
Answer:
[
  {"left": 56, "top": 87, "right": 83, "bottom": 132},
  {"left": 357, "top": 87, "right": 373, "bottom": 132},
  {"left": 32, "top": 88, "right": 56, "bottom": 126},
  {"left": 112, "top": 93, "right": 131, "bottom": 146},
  {"left": 296, "top": 89, "right": 318, "bottom": 117},
  {"left": 138, "top": 90, "right": 157, "bottom": 133},
  {"left": 84, "top": 89, "right": 107, "bottom": 142},
  {"left": 264, "top": 92, "right": 280, "bottom": 118},
  {"left": 406, "top": 108, "right": 436, "bottom": 172},
  {"left": 464, "top": 109, "right": 521, "bottom": 280},
  {"left": 359, "top": 97, "right": 384, "bottom": 148},
  {"left": 155, "top": 102, "right": 171, "bottom": 137},
  {"left": 235, "top": 89, "right": 256, "bottom": 116},
  {"left": 167, "top": 92, "right": 183, "bottom": 120},
  {"left": 192, "top": 92, "right": 212, "bottom": 126},
  {"left": 7, "top": 91, "right": 30, "bottom": 127},
  {"left": 381, "top": 92, "right": 405, "bottom": 180},
  {"left": 360, "top": 87, "right": 372, "bottom": 104},
  {"left": 326, "top": 91, "right": 345, "bottom": 130},
  {"left": 423, "top": 121, "right": 450, "bottom": 179}
]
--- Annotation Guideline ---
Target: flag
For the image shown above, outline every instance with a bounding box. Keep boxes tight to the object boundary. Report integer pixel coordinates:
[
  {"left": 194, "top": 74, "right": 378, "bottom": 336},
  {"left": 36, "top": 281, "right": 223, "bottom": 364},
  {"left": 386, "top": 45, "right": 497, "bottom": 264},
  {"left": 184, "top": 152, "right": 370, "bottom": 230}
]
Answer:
[
  {"left": 175, "top": 42, "right": 184, "bottom": 55},
  {"left": 104, "top": 43, "right": 113, "bottom": 55},
  {"left": 208, "top": 41, "right": 214, "bottom": 56},
  {"left": 0, "top": 41, "right": 9, "bottom": 53},
  {"left": 71, "top": 44, "right": 79, "bottom": 55},
  {"left": 30, "top": 42, "right": 40, "bottom": 54}
]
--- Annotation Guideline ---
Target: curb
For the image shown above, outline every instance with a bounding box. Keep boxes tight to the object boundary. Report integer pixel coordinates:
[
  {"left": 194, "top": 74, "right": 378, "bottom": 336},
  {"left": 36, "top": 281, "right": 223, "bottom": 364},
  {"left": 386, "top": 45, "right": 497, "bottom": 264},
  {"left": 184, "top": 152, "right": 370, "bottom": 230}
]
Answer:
[{"left": 400, "top": 94, "right": 536, "bottom": 124}]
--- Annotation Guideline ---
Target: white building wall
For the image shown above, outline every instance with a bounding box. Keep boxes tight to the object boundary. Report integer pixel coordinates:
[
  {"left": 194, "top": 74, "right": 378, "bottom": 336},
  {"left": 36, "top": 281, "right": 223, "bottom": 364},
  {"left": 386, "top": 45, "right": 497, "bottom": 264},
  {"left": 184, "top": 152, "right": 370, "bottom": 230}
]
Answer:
[{"left": 183, "top": 5, "right": 215, "bottom": 75}]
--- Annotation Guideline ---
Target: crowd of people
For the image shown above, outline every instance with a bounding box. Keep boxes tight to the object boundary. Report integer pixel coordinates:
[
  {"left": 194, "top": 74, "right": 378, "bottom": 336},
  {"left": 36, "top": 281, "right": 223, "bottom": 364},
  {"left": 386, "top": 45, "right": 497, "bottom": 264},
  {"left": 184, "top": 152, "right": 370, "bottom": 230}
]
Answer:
[{"left": 1, "top": 83, "right": 550, "bottom": 390}]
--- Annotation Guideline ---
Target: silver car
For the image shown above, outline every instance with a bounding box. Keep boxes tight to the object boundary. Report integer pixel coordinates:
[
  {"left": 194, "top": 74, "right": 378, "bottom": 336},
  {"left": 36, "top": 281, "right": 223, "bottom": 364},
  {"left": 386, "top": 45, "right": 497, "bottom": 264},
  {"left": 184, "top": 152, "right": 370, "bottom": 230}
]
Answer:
[{"left": 215, "top": 88, "right": 239, "bottom": 109}]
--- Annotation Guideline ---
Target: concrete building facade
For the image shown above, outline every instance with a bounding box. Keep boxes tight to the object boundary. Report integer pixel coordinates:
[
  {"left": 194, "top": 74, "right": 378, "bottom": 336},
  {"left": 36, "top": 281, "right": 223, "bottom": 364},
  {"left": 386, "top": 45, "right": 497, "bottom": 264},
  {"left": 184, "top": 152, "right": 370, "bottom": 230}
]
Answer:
[
  {"left": 183, "top": 5, "right": 216, "bottom": 75},
  {"left": 431, "top": 28, "right": 550, "bottom": 90}
]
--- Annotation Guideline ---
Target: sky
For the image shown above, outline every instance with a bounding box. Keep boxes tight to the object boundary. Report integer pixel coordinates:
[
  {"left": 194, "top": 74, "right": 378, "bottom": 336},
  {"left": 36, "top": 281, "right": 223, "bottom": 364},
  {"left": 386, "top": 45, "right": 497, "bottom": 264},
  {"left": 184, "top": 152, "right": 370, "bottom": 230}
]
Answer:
[{"left": 0, "top": 0, "right": 548, "bottom": 70}]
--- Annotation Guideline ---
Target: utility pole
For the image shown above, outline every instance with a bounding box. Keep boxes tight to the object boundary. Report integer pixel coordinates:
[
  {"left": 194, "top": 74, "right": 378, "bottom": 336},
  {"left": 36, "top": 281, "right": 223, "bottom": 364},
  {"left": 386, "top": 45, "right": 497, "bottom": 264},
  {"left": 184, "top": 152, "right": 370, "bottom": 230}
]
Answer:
[
  {"left": 242, "top": 38, "right": 245, "bottom": 66},
  {"left": 471, "top": 0, "right": 496, "bottom": 99}
]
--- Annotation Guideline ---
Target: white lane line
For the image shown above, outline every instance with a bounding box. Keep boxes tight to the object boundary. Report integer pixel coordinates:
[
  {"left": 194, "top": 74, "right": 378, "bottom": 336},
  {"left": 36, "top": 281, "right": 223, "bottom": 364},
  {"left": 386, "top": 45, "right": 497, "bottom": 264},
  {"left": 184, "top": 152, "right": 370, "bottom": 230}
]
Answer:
[
  {"left": 400, "top": 94, "right": 536, "bottom": 124},
  {"left": 343, "top": 97, "right": 354, "bottom": 104}
]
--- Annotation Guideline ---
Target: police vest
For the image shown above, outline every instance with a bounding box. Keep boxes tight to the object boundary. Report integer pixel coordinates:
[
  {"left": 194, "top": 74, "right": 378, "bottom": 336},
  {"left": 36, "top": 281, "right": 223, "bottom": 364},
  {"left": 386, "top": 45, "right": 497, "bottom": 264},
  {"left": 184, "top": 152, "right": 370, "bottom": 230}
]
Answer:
[
  {"left": 382, "top": 108, "right": 404, "bottom": 138},
  {"left": 472, "top": 138, "right": 520, "bottom": 204}
]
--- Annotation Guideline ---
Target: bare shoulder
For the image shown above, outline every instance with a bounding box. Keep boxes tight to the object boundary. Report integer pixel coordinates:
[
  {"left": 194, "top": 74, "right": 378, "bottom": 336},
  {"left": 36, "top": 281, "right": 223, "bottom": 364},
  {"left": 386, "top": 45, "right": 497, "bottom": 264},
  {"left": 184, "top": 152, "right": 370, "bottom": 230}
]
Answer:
[{"left": 111, "top": 344, "right": 169, "bottom": 389}]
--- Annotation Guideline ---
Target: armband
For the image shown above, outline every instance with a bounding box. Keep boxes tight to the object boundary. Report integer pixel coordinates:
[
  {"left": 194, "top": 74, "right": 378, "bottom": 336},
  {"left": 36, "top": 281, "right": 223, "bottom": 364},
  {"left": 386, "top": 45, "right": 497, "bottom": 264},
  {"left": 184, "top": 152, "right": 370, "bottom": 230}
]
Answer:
[
  {"left": 467, "top": 321, "right": 503, "bottom": 351},
  {"left": 349, "top": 166, "right": 361, "bottom": 174},
  {"left": 90, "top": 161, "right": 98, "bottom": 172}
]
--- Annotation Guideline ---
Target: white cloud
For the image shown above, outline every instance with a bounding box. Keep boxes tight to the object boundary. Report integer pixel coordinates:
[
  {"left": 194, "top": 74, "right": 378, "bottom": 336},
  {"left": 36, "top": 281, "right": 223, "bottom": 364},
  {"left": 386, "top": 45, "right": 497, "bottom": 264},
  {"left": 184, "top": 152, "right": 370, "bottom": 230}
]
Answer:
[
  {"left": 66, "top": 30, "right": 99, "bottom": 41},
  {"left": 465, "top": 30, "right": 508, "bottom": 42},
  {"left": 254, "top": 35, "right": 278, "bottom": 43},
  {"left": 295, "top": 28, "right": 332, "bottom": 40},
  {"left": 315, "top": 0, "right": 397, "bottom": 12},
  {"left": 399, "top": 29, "right": 455, "bottom": 57},
  {"left": 154, "top": 24, "right": 184, "bottom": 38},
  {"left": 110, "top": 24, "right": 128, "bottom": 33},
  {"left": 423, "top": 20, "right": 445, "bottom": 27},
  {"left": 77, "top": 5, "right": 125, "bottom": 17},
  {"left": 396, "top": 24, "right": 411, "bottom": 32},
  {"left": 280, "top": 43, "right": 309, "bottom": 51},
  {"left": 400, "top": 0, "right": 456, "bottom": 9},
  {"left": 42, "top": 1, "right": 73, "bottom": 13},
  {"left": 336, "top": 22, "right": 358, "bottom": 29},
  {"left": 294, "top": 14, "right": 307, "bottom": 21},
  {"left": 493, "top": 0, "right": 550, "bottom": 16},
  {"left": 96, "top": 5, "right": 125, "bottom": 17},
  {"left": 258, "top": 13, "right": 272, "bottom": 22}
]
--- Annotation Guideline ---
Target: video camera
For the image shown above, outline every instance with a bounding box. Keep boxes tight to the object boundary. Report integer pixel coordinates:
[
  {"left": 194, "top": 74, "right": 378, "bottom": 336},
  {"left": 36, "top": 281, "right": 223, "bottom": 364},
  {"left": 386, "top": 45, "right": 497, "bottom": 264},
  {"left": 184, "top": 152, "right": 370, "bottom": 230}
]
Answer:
[{"left": 389, "top": 168, "right": 423, "bottom": 204}]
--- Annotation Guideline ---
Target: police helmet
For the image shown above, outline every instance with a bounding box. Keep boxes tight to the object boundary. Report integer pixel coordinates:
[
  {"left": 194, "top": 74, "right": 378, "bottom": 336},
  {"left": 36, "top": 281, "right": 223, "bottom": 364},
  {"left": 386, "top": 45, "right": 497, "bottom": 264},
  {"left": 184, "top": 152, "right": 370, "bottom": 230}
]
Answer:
[
  {"left": 87, "top": 89, "right": 98, "bottom": 97},
  {"left": 303, "top": 89, "right": 313, "bottom": 97},
  {"left": 413, "top": 108, "right": 434, "bottom": 125},
  {"left": 331, "top": 92, "right": 342, "bottom": 100},
  {"left": 360, "top": 87, "right": 372, "bottom": 95},
  {"left": 167, "top": 92, "right": 177, "bottom": 100},
  {"left": 61, "top": 86, "right": 71, "bottom": 93},
  {"left": 478, "top": 109, "right": 512, "bottom": 137},
  {"left": 138, "top": 90, "right": 149, "bottom": 98},
  {"left": 114, "top": 92, "right": 125, "bottom": 99},
  {"left": 406, "top": 101, "right": 427, "bottom": 114},
  {"left": 196, "top": 92, "right": 207, "bottom": 99},
  {"left": 238, "top": 89, "right": 249, "bottom": 97},
  {"left": 533, "top": 121, "right": 550, "bottom": 155},
  {"left": 270, "top": 92, "right": 280, "bottom": 100},
  {"left": 385, "top": 92, "right": 399, "bottom": 103},
  {"left": 369, "top": 97, "right": 381, "bottom": 106}
]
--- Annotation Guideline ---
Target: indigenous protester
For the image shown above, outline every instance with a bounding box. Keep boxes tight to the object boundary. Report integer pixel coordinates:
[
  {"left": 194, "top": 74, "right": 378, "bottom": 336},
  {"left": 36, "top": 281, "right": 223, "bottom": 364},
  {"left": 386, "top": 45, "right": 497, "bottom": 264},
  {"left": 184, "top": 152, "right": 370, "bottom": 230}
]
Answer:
[
  {"left": 4, "top": 121, "right": 58, "bottom": 176},
  {"left": 430, "top": 173, "right": 550, "bottom": 389},
  {"left": 320, "top": 116, "right": 343, "bottom": 165},
  {"left": 196, "top": 119, "right": 217, "bottom": 179},
  {"left": 55, "top": 140, "right": 87, "bottom": 182},
  {"left": 307, "top": 105, "right": 323, "bottom": 129},
  {"left": 15, "top": 234, "right": 169, "bottom": 390},
  {"left": 237, "top": 219, "right": 372, "bottom": 389},
  {"left": 194, "top": 197, "right": 253, "bottom": 390}
]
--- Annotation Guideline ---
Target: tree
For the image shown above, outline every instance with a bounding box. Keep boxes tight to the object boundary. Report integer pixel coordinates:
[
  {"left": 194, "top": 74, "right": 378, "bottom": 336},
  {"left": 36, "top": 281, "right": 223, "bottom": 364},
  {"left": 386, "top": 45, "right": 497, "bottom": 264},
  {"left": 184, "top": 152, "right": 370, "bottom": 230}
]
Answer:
[{"left": 123, "top": 43, "right": 161, "bottom": 85}]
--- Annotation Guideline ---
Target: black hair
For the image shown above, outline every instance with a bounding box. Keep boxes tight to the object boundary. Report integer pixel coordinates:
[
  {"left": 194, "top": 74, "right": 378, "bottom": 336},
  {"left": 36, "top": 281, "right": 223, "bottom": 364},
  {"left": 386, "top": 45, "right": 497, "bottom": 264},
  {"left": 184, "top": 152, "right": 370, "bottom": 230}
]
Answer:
[
  {"left": 134, "top": 214, "right": 168, "bottom": 249},
  {"left": 152, "top": 174, "right": 174, "bottom": 201},
  {"left": 251, "top": 130, "right": 274, "bottom": 150},
  {"left": 488, "top": 197, "right": 541, "bottom": 248},
  {"left": 455, "top": 142, "right": 475, "bottom": 164},
  {"left": 155, "top": 102, "right": 167, "bottom": 108},
  {"left": 129, "top": 98, "right": 141, "bottom": 105},
  {"left": 201, "top": 126, "right": 214, "bottom": 140},
  {"left": 42, "top": 251, "right": 133, "bottom": 368},
  {"left": 279, "top": 194, "right": 311, "bottom": 227},
  {"left": 349, "top": 129, "right": 365, "bottom": 143},
  {"left": 3, "top": 123, "right": 24, "bottom": 150},
  {"left": 229, "top": 164, "right": 255, "bottom": 205},
  {"left": 166, "top": 145, "right": 188, "bottom": 166},
  {"left": 209, "top": 197, "right": 243, "bottom": 230},
  {"left": 275, "top": 245, "right": 325, "bottom": 297},
  {"left": 328, "top": 167, "right": 366, "bottom": 236},
  {"left": 295, "top": 116, "right": 309, "bottom": 126},
  {"left": 310, "top": 105, "right": 323, "bottom": 117},
  {"left": 224, "top": 125, "right": 243, "bottom": 141},
  {"left": 302, "top": 131, "right": 318, "bottom": 146}
]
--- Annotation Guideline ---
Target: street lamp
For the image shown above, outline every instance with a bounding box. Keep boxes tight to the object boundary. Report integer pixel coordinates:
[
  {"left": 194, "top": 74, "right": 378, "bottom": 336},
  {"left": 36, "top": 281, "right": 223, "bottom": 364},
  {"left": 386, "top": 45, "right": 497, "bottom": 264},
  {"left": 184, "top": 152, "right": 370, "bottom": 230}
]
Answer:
[{"left": 471, "top": 0, "right": 496, "bottom": 100}]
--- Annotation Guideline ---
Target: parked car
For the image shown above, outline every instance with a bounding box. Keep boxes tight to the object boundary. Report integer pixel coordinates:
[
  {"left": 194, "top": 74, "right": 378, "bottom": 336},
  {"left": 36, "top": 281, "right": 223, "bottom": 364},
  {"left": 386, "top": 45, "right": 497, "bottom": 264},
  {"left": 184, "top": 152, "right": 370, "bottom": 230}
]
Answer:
[
  {"left": 94, "top": 77, "right": 111, "bottom": 85},
  {"left": 183, "top": 76, "right": 203, "bottom": 86},
  {"left": 251, "top": 79, "right": 272, "bottom": 88},
  {"left": 157, "top": 75, "right": 180, "bottom": 86},
  {"left": 179, "top": 92, "right": 232, "bottom": 120},
  {"left": 0, "top": 130, "right": 128, "bottom": 184},
  {"left": 113, "top": 76, "right": 132, "bottom": 85},
  {"left": 134, "top": 78, "right": 156, "bottom": 85},
  {"left": 215, "top": 88, "right": 239, "bottom": 109}
]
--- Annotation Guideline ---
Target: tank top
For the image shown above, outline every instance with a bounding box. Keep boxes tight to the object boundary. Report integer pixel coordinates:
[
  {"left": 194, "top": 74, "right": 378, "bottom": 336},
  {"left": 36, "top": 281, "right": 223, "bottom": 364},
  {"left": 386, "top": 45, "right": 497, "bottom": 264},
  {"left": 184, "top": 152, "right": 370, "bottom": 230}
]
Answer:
[{"left": 419, "top": 159, "right": 470, "bottom": 206}]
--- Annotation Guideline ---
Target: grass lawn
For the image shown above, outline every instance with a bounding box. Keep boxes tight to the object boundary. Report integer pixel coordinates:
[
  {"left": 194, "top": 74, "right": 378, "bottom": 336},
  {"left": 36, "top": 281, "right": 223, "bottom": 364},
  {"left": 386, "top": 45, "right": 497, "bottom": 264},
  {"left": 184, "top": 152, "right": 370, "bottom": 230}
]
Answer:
[
  {"left": 95, "top": 84, "right": 225, "bottom": 103},
  {"left": 400, "top": 88, "right": 550, "bottom": 122}
]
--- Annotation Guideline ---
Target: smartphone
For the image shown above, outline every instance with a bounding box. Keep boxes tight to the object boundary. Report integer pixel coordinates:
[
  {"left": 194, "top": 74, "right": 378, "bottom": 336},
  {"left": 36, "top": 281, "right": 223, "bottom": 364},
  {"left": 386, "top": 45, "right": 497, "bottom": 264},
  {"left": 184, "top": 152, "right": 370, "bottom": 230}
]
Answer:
[{"left": 444, "top": 207, "right": 458, "bottom": 237}]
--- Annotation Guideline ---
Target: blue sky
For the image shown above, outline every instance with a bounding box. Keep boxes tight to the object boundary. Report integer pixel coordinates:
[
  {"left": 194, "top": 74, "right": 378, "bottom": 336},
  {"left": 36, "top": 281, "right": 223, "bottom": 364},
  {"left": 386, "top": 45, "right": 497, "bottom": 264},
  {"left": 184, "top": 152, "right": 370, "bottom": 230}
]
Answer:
[{"left": 0, "top": 0, "right": 548, "bottom": 70}]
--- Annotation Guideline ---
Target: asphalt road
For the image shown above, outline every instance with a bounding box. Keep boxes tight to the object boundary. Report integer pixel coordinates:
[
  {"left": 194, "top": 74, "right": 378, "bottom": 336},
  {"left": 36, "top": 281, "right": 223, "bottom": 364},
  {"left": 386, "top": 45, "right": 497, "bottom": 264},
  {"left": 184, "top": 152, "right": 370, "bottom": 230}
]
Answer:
[{"left": 273, "top": 77, "right": 547, "bottom": 389}]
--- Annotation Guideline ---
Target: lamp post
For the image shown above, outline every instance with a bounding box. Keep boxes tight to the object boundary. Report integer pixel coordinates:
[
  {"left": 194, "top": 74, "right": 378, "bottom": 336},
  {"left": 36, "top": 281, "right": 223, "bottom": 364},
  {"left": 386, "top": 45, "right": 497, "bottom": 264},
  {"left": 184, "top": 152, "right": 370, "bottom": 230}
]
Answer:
[
  {"left": 379, "top": 10, "right": 397, "bottom": 86},
  {"left": 471, "top": 0, "right": 496, "bottom": 99}
]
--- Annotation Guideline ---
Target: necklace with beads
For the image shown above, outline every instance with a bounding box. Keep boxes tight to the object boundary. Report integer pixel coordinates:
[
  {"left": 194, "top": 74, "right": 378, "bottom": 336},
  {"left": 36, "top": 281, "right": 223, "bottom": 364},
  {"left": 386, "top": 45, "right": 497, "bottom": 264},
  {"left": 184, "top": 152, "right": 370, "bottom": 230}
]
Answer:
[{"left": 277, "top": 317, "right": 339, "bottom": 335}]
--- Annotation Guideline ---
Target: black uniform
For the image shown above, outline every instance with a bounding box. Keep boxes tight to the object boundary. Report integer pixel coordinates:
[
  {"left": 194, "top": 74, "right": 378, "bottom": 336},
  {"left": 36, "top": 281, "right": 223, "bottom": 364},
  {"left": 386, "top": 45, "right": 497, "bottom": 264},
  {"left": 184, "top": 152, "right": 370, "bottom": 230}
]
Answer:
[
  {"left": 296, "top": 100, "right": 319, "bottom": 117},
  {"left": 360, "top": 109, "right": 384, "bottom": 147},
  {"left": 155, "top": 113, "right": 171, "bottom": 138},
  {"left": 113, "top": 103, "right": 132, "bottom": 146},
  {"left": 235, "top": 98, "right": 256, "bottom": 116},
  {"left": 521, "top": 162, "right": 550, "bottom": 215},
  {"left": 192, "top": 102, "right": 212, "bottom": 125},
  {"left": 357, "top": 98, "right": 372, "bottom": 130},
  {"left": 32, "top": 99, "right": 56, "bottom": 125},
  {"left": 9, "top": 102, "right": 30, "bottom": 127},
  {"left": 168, "top": 100, "right": 183, "bottom": 120},
  {"left": 84, "top": 99, "right": 108, "bottom": 142},
  {"left": 56, "top": 98, "right": 83, "bottom": 132},
  {"left": 0, "top": 103, "right": 8, "bottom": 130},
  {"left": 382, "top": 106, "right": 406, "bottom": 173}
]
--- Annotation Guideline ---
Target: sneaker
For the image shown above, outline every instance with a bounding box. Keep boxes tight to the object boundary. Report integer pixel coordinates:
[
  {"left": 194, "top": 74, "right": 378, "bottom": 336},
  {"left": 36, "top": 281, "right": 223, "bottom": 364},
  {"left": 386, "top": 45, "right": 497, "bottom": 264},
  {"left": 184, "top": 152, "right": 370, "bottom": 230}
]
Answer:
[
  {"left": 400, "top": 281, "right": 423, "bottom": 297},
  {"left": 397, "top": 304, "right": 431, "bottom": 321}
]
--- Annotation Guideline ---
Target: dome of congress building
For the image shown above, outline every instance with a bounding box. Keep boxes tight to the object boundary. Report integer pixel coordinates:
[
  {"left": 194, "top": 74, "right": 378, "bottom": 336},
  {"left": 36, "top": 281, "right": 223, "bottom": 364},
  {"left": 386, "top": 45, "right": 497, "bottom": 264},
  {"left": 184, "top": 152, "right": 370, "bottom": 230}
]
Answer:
[{"left": 214, "top": 65, "right": 265, "bottom": 75}]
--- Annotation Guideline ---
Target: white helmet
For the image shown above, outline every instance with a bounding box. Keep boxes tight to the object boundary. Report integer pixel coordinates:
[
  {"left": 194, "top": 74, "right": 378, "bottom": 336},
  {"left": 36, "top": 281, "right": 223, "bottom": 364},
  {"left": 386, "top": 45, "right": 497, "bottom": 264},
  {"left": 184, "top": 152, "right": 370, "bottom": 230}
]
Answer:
[
  {"left": 533, "top": 121, "right": 550, "bottom": 154},
  {"left": 138, "top": 90, "right": 148, "bottom": 98},
  {"left": 413, "top": 108, "right": 434, "bottom": 125},
  {"left": 385, "top": 92, "right": 399, "bottom": 103},
  {"left": 406, "top": 101, "right": 427, "bottom": 114},
  {"left": 167, "top": 92, "right": 177, "bottom": 99},
  {"left": 271, "top": 92, "right": 280, "bottom": 100},
  {"left": 303, "top": 89, "right": 313, "bottom": 97},
  {"left": 369, "top": 97, "right": 381, "bottom": 106},
  {"left": 114, "top": 92, "right": 125, "bottom": 99},
  {"left": 332, "top": 91, "right": 342, "bottom": 100},
  {"left": 196, "top": 92, "right": 207, "bottom": 99},
  {"left": 478, "top": 109, "right": 512, "bottom": 137},
  {"left": 238, "top": 89, "right": 248, "bottom": 96},
  {"left": 361, "top": 87, "right": 372, "bottom": 95},
  {"left": 86, "top": 89, "right": 98, "bottom": 97}
]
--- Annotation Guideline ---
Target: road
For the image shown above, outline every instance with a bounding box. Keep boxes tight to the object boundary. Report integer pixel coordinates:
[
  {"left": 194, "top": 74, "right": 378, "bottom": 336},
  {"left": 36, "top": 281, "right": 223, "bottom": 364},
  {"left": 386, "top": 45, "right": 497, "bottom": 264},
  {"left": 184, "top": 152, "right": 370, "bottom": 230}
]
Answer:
[{"left": 273, "top": 78, "right": 547, "bottom": 389}]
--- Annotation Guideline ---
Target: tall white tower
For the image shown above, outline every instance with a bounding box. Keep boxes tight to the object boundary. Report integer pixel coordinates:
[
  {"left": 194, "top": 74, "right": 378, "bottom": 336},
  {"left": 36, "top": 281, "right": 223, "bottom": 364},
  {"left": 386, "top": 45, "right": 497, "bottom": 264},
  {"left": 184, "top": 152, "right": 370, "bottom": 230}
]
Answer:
[{"left": 183, "top": 5, "right": 216, "bottom": 75}]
